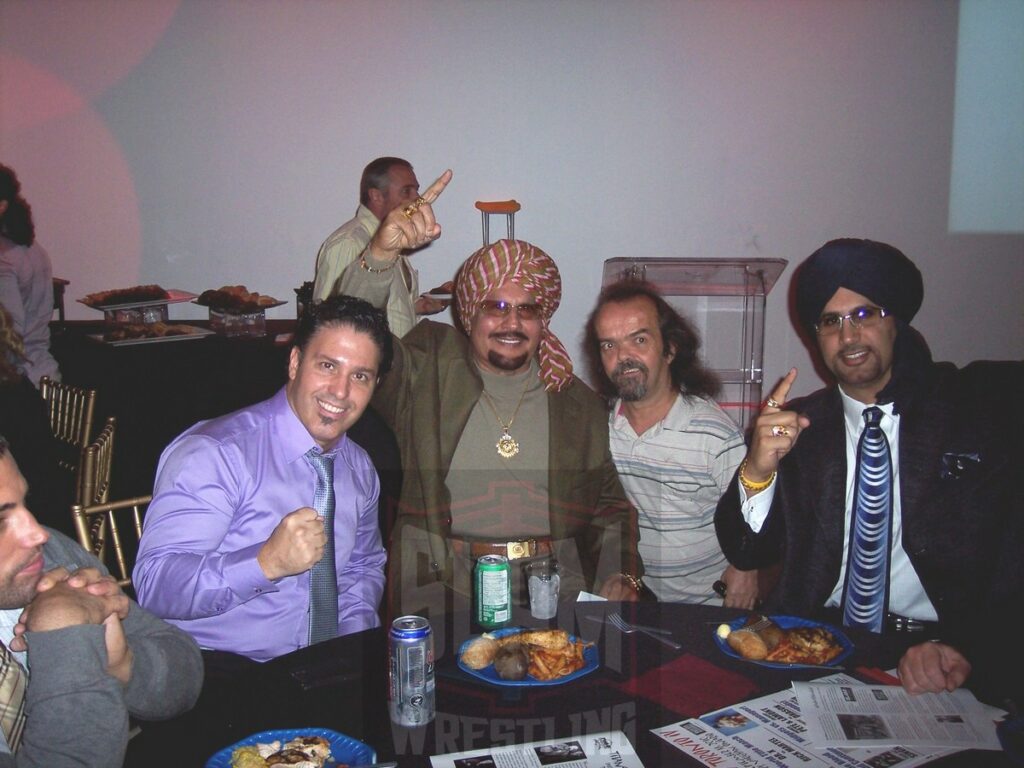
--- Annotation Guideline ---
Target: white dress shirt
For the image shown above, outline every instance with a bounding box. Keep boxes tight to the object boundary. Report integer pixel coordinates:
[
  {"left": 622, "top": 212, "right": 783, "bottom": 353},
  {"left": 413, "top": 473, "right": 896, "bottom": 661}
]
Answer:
[{"left": 739, "top": 387, "right": 937, "bottom": 620}]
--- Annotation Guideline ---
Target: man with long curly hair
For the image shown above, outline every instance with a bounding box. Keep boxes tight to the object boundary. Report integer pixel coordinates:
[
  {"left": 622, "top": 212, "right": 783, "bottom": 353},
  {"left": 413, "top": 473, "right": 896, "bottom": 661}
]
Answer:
[{"left": 584, "top": 281, "right": 756, "bottom": 607}]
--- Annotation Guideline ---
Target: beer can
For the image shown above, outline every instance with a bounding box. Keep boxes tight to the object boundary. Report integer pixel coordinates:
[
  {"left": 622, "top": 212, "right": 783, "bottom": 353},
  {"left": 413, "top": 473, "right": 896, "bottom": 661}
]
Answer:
[
  {"left": 388, "top": 615, "right": 435, "bottom": 726},
  {"left": 474, "top": 554, "right": 511, "bottom": 629}
]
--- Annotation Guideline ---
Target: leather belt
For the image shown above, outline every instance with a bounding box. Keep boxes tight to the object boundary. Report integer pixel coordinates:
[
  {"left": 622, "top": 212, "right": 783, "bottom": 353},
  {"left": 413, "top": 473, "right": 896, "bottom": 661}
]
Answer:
[
  {"left": 886, "top": 613, "right": 938, "bottom": 634},
  {"left": 449, "top": 537, "right": 554, "bottom": 561}
]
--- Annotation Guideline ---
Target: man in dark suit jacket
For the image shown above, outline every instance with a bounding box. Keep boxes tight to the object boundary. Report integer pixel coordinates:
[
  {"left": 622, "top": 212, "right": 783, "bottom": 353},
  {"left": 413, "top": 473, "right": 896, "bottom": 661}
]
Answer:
[
  {"left": 341, "top": 170, "right": 643, "bottom": 620},
  {"left": 715, "top": 238, "right": 1021, "bottom": 707}
]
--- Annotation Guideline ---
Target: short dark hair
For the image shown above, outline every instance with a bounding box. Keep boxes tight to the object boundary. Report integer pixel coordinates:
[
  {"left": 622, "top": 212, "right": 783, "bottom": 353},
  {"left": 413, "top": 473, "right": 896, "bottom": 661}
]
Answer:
[
  {"left": 294, "top": 294, "right": 393, "bottom": 377},
  {"left": 359, "top": 157, "right": 412, "bottom": 206},
  {"left": 584, "top": 280, "right": 720, "bottom": 400}
]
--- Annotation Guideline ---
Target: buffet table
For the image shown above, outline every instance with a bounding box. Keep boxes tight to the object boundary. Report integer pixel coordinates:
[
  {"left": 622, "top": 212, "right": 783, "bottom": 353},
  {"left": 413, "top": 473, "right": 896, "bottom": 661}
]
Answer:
[{"left": 123, "top": 602, "right": 1011, "bottom": 767}]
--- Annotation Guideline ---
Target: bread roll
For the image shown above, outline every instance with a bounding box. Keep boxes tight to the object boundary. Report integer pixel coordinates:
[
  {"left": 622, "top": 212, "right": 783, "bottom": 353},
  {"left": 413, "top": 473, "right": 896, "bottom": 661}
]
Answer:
[
  {"left": 726, "top": 628, "right": 770, "bottom": 659},
  {"left": 723, "top": 614, "right": 784, "bottom": 660},
  {"left": 460, "top": 636, "right": 499, "bottom": 669}
]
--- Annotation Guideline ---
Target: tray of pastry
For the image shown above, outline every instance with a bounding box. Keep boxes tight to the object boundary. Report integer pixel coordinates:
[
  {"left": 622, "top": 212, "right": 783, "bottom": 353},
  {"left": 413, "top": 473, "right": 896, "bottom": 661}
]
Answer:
[
  {"left": 88, "top": 323, "right": 216, "bottom": 346},
  {"left": 79, "top": 285, "right": 197, "bottom": 310},
  {"left": 193, "top": 285, "right": 285, "bottom": 314}
]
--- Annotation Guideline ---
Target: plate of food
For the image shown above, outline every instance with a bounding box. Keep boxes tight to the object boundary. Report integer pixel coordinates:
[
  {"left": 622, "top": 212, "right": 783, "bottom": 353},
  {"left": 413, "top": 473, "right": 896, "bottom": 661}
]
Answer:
[
  {"left": 79, "top": 285, "right": 197, "bottom": 310},
  {"left": 457, "top": 627, "right": 598, "bottom": 687},
  {"left": 714, "top": 614, "right": 852, "bottom": 669},
  {"left": 88, "top": 323, "right": 215, "bottom": 346},
  {"left": 204, "top": 727, "right": 374, "bottom": 768},
  {"left": 194, "top": 285, "right": 286, "bottom": 314}
]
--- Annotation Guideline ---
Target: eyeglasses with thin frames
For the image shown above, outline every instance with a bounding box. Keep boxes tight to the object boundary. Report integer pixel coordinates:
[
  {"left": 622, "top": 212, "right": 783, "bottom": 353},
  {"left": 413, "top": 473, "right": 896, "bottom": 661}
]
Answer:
[
  {"left": 478, "top": 300, "right": 542, "bottom": 320},
  {"left": 814, "top": 305, "right": 889, "bottom": 336}
]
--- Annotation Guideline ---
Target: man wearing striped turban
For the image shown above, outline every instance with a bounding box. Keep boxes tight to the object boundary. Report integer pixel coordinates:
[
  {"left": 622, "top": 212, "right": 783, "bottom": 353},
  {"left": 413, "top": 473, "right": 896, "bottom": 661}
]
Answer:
[{"left": 342, "top": 170, "right": 644, "bottom": 621}]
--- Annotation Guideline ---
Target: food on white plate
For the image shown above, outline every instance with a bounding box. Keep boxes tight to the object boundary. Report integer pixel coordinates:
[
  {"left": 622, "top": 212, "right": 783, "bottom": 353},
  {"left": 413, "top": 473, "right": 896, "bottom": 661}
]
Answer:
[
  {"left": 196, "top": 285, "right": 280, "bottom": 313},
  {"left": 229, "top": 734, "right": 335, "bottom": 768},
  {"left": 720, "top": 615, "right": 843, "bottom": 665},
  {"left": 82, "top": 284, "right": 170, "bottom": 307}
]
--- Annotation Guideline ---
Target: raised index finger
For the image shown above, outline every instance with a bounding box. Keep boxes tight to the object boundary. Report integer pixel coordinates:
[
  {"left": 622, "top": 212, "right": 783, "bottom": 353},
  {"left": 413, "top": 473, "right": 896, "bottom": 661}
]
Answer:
[
  {"left": 419, "top": 169, "right": 453, "bottom": 205},
  {"left": 765, "top": 368, "right": 798, "bottom": 410}
]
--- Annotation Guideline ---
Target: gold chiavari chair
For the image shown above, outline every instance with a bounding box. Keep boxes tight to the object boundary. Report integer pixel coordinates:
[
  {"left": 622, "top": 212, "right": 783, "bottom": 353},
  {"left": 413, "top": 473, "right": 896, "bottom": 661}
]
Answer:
[
  {"left": 77, "top": 416, "right": 116, "bottom": 506},
  {"left": 38, "top": 375, "right": 97, "bottom": 478},
  {"left": 76, "top": 417, "right": 116, "bottom": 556},
  {"left": 72, "top": 495, "right": 151, "bottom": 593}
]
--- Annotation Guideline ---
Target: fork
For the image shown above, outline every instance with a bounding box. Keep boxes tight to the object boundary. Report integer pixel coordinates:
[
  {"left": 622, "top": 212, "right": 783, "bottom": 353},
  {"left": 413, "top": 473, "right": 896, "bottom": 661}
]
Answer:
[{"left": 608, "top": 613, "right": 682, "bottom": 650}]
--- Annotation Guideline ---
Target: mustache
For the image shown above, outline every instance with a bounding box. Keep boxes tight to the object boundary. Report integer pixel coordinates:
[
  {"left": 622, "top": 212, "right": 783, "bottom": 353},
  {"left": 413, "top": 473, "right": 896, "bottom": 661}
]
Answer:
[
  {"left": 612, "top": 359, "right": 649, "bottom": 377},
  {"left": 489, "top": 331, "right": 529, "bottom": 342}
]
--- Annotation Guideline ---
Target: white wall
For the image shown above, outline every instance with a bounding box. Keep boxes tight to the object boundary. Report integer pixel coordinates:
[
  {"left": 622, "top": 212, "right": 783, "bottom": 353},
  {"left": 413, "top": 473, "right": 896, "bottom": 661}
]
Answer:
[{"left": 2, "top": 0, "right": 1021, "bottom": 400}]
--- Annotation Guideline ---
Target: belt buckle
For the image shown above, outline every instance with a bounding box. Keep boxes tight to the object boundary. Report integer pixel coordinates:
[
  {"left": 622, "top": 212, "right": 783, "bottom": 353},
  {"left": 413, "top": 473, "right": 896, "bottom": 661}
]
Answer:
[
  {"left": 890, "top": 614, "right": 925, "bottom": 633},
  {"left": 505, "top": 540, "right": 533, "bottom": 559}
]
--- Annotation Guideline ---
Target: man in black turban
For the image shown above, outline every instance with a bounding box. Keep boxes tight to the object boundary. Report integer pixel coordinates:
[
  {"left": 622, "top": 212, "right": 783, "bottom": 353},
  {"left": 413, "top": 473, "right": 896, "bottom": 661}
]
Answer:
[{"left": 715, "top": 238, "right": 1022, "bottom": 709}]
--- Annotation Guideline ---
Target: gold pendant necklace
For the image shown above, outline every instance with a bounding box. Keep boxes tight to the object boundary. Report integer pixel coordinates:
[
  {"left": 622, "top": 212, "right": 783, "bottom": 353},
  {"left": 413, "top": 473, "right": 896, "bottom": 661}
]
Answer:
[{"left": 480, "top": 381, "right": 531, "bottom": 459}]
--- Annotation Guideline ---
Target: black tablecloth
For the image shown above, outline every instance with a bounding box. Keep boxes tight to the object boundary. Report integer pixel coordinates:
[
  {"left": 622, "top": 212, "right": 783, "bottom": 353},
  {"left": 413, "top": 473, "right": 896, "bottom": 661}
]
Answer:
[
  {"left": 124, "top": 602, "right": 1011, "bottom": 767},
  {"left": 51, "top": 322, "right": 294, "bottom": 498}
]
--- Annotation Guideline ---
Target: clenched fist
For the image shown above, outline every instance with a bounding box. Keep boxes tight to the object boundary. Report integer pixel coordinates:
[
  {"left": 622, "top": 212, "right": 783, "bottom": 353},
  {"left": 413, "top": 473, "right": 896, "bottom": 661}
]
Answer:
[{"left": 257, "top": 507, "right": 327, "bottom": 581}]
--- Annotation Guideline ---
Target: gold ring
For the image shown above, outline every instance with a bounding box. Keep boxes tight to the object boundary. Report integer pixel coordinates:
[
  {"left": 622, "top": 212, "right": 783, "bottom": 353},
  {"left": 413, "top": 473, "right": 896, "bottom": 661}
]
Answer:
[
  {"left": 771, "top": 425, "right": 790, "bottom": 438},
  {"left": 765, "top": 397, "right": 780, "bottom": 409},
  {"left": 402, "top": 204, "right": 417, "bottom": 219}
]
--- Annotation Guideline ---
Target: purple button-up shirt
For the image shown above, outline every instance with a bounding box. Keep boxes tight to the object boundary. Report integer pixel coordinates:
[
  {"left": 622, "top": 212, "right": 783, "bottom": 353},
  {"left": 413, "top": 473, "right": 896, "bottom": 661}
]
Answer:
[{"left": 134, "top": 388, "right": 386, "bottom": 661}]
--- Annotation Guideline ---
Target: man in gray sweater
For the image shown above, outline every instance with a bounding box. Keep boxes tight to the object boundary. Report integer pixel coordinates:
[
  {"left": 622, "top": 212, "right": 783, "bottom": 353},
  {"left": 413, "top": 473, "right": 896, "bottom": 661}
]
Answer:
[{"left": 0, "top": 434, "right": 203, "bottom": 767}]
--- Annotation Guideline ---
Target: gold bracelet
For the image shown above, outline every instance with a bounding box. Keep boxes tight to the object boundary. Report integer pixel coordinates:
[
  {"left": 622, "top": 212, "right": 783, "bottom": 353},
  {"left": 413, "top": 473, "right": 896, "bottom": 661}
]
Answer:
[
  {"left": 738, "top": 458, "right": 776, "bottom": 492},
  {"left": 359, "top": 252, "right": 396, "bottom": 274},
  {"left": 619, "top": 573, "right": 643, "bottom": 593}
]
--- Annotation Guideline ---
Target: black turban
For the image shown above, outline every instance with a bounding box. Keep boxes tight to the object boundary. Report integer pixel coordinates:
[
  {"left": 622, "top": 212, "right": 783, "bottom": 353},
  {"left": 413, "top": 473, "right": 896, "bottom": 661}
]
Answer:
[{"left": 794, "top": 239, "right": 923, "bottom": 331}]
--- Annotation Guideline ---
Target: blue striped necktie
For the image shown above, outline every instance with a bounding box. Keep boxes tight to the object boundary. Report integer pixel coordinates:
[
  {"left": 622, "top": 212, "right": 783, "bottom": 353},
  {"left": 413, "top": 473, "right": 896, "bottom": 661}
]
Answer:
[
  {"left": 305, "top": 449, "right": 338, "bottom": 644},
  {"left": 842, "top": 406, "right": 892, "bottom": 633}
]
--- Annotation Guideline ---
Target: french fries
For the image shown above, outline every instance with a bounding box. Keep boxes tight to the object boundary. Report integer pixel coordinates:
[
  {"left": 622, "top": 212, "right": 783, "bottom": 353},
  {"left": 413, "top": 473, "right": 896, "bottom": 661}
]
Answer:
[{"left": 526, "top": 638, "right": 588, "bottom": 681}]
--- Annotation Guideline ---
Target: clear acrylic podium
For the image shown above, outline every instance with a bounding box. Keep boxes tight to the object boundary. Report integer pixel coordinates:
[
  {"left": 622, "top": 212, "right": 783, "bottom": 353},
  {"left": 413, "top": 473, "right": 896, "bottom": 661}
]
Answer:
[{"left": 602, "top": 257, "right": 787, "bottom": 431}]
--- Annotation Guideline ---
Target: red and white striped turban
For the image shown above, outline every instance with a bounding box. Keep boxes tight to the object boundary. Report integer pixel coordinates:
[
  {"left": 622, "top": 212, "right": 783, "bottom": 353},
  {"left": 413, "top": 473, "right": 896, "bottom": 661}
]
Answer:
[{"left": 455, "top": 239, "right": 574, "bottom": 392}]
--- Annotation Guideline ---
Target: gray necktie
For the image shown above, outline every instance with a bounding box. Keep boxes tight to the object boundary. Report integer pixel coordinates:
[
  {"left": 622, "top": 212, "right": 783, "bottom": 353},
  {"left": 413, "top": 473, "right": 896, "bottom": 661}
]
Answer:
[{"left": 305, "top": 449, "right": 338, "bottom": 644}]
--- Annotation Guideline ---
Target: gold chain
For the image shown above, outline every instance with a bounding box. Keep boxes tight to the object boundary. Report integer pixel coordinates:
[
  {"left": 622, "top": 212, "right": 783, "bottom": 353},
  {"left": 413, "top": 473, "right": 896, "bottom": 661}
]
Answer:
[{"left": 479, "top": 381, "right": 531, "bottom": 459}]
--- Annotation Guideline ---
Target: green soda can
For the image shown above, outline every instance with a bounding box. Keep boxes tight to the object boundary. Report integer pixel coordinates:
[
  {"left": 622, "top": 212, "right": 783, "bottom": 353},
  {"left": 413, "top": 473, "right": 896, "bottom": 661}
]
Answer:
[{"left": 474, "top": 554, "right": 511, "bottom": 629}]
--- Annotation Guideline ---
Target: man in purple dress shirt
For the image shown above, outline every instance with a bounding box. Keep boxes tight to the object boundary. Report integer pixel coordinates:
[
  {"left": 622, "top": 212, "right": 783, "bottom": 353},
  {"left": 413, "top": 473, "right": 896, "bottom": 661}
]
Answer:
[{"left": 134, "top": 295, "right": 391, "bottom": 661}]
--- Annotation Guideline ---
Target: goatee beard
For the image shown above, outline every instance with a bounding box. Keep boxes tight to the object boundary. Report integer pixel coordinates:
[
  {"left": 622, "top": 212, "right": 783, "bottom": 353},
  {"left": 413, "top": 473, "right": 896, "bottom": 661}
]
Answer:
[
  {"left": 612, "top": 360, "right": 649, "bottom": 402},
  {"left": 488, "top": 350, "right": 530, "bottom": 372}
]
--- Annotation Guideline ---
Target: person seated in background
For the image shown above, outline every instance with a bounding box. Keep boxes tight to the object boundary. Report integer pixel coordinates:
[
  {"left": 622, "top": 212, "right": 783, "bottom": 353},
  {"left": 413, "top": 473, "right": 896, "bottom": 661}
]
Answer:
[
  {"left": 313, "top": 156, "right": 447, "bottom": 336},
  {"left": 715, "top": 238, "right": 1022, "bottom": 706},
  {"left": 0, "top": 307, "right": 74, "bottom": 539},
  {"left": 0, "top": 164, "right": 60, "bottom": 388},
  {"left": 341, "top": 169, "right": 643, "bottom": 620},
  {"left": 584, "top": 280, "right": 759, "bottom": 607},
  {"left": 134, "top": 295, "right": 389, "bottom": 662},
  {"left": 0, "top": 434, "right": 202, "bottom": 766}
]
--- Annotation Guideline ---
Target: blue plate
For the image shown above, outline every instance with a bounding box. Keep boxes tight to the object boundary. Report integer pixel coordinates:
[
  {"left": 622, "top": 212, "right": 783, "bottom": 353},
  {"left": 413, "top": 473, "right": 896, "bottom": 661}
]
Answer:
[
  {"left": 205, "top": 727, "right": 375, "bottom": 767},
  {"left": 714, "top": 615, "right": 853, "bottom": 669},
  {"left": 457, "top": 627, "right": 599, "bottom": 687}
]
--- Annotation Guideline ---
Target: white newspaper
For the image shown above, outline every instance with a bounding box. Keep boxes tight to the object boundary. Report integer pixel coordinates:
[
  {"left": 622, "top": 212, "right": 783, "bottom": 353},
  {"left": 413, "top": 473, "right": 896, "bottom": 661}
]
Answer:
[
  {"left": 793, "top": 680, "right": 1002, "bottom": 750},
  {"left": 652, "top": 673, "right": 960, "bottom": 768},
  {"left": 429, "top": 730, "right": 644, "bottom": 768}
]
